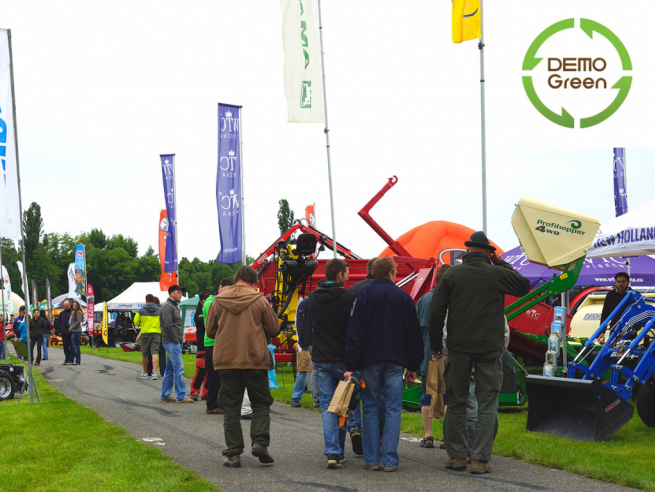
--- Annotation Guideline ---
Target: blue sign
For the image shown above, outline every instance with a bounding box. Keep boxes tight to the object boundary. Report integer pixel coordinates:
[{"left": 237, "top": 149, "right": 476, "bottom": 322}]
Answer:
[
  {"left": 160, "top": 154, "right": 177, "bottom": 272},
  {"left": 613, "top": 148, "right": 628, "bottom": 217},
  {"left": 215, "top": 104, "right": 242, "bottom": 264}
]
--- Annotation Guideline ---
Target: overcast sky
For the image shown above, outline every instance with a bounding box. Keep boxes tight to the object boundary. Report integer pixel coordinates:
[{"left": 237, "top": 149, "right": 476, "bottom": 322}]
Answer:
[{"left": 2, "top": 0, "right": 653, "bottom": 263}]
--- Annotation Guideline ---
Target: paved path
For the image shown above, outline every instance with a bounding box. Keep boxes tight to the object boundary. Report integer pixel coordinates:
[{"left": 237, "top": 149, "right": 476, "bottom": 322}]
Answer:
[{"left": 37, "top": 348, "right": 636, "bottom": 492}]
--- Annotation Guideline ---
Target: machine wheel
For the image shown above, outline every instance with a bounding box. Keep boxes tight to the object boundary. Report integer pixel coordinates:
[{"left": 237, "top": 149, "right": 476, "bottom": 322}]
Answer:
[
  {"left": 0, "top": 371, "right": 16, "bottom": 401},
  {"left": 90, "top": 338, "right": 97, "bottom": 349},
  {"left": 51, "top": 339, "right": 58, "bottom": 346},
  {"left": 636, "top": 382, "right": 655, "bottom": 427},
  {"left": 113, "top": 337, "right": 124, "bottom": 348}
]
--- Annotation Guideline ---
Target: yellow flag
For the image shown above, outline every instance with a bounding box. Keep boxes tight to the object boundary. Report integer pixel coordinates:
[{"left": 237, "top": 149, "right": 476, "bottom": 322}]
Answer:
[
  {"left": 102, "top": 302, "right": 108, "bottom": 346},
  {"left": 452, "top": 0, "right": 481, "bottom": 44}
]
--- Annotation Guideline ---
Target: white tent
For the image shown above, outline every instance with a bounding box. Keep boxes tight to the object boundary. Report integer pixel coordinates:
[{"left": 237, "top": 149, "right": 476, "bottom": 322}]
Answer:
[
  {"left": 0, "top": 290, "right": 25, "bottom": 314},
  {"left": 588, "top": 199, "right": 655, "bottom": 258},
  {"left": 106, "top": 282, "right": 182, "bottom": 310},
  {"left": 52, "top": 292, "right": 87, "bottom": 309}
]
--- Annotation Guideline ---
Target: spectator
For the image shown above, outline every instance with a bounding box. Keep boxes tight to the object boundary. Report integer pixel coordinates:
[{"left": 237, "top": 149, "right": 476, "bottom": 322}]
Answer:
[
  {"left": 344, "top": 257, "right": 423, "bottom": 472},
  {"left": 600, "top": 272, "right": 632, "bottom": 326},
  {"left": 290, "top": 288, "right": 321, "bottom": 409},
  {"left": 348, "top": 257, "right": 378, "bottom": 296},
  {"left": 190, "top": 292, "right": 210, "bottom": 401},
  {"left": 205, "top": 266, "right": 279, "bottom": 468},
  {"left": 308, "top": 259, "right": 355, "bottom": 469},
  {"left": 41, "top": 310, "right": 51, "bottom": 361},
  {"left": 147, "top": 296, "right": 166, "bottom": 377},
  {"left": 56, "top": 301, "right": 73, "bottom": 365},
  {"left": 204, "top": 278, "right": 234, "bottom": 414},
  {"left": 429, "top": 231, "right": 530, "bottom": 474},
  {"left": 69, "top": 301, "right": 84, "bottom": 366},
  {"left": 135, "top": 294, "right": 161, "bottom": 380},
  {"left": 415, "top": 263, "right": 452, "bottom": 448},
  {"left": 30, "top": 309, "right": 49, "bottom": 366},
  {"left": 17, "top": 313, "right": 30, "bottom": 345},
  {"left": 159, "top": 285, "right": 193, "bottom": 403},
  {"left": 13, "top": 306, "right": 25, "bottom": 340}
]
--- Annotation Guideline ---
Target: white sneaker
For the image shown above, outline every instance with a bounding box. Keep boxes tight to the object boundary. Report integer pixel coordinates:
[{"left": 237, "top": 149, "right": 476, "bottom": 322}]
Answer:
[
  {"left": 140, "top": 373, "right": 148, "bottom": 379},
  {"left": 151, "top": 374, "right": 158, "bottom": 380}
]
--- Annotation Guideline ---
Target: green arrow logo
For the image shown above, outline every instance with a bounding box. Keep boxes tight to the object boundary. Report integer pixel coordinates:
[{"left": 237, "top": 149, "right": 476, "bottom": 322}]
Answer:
[{"left": 522, "top": 19, "right": 632, "bottom": 129}]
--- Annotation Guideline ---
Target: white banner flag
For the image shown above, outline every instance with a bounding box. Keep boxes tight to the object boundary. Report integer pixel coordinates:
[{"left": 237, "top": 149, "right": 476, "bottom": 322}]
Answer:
[
  {"left": 1, "top": 265, "right": 10, "bottom": 307},
  {"left": 0, "top": 29, "right": 20, "bottom": 240},
  {"left": 67, "top": 263, "right": 76, "bottom": 295},
  {"left": 16, "top": 260, "right": 23, "bottom": 282},
  {"left": 280, "top": 0, "right": 324, "bottom": 123}
]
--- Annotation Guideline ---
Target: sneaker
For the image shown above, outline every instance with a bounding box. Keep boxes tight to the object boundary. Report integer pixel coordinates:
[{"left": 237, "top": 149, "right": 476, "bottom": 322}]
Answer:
[
  {"left": 291, "top": 401, "right": 301, "bottom": 408},
  {"left": 470, "top": 460, "right": 492, "bottom": 474},
  {"left": 252, "top": 443, "right": 274, "bottom": 464},
  {"left": 160, "top": 397, "right": 176, "bottom": 402},
  {"left": 445, "top": 457, "right": 467, "bottom": 471},
  {"left": 383, "top": 467, "right": 398, "bottom": 472},
  {"left": 140, "top": 373, "right": 148, "bottom": 379},
  {"left": 223, "top": 455, "right": 241, "bottom": 468},
  {"left": 190, "top": 395, "right": 199, "bottom": 401},
  {"left": 151, "top": 374, "right": 157, "bottom": 380},
  {"left": 338, "top": 454, "right": 346, "bottom": 464},
  {"left": 177, "top": 397, "right": 195, "bottom": 403},
  {"left": 364, "top": 464, "right": 382, "bottom": 471},
  {"left": 350, "top": 429, "right": 363, "bottom": 456},
  {"left": 326, "top": 454, "right": 341, "bottom": 469},
  {"left": 206, "top": 408, "right": 225, "bottom": 415}
]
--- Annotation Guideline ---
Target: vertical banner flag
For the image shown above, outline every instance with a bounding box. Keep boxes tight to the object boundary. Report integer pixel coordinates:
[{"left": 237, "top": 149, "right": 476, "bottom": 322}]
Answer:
[
  {"left": 613, "top": 148, "right": 628, "bottom": 217},
  {"left": 74, "top": 245, "right": 86, "bottom": 296},
  {"left": 31, "top": 279, "right": 37, "bottom": 312},
  {"left": 0, "top": 29, "right": 21, "bottom": 240},
  {"left": 46, "top": 277, "right": 52, "bottom": 321},
  {"left": 305, "top": 204, "right": 316, "bottom": 227},
  {"left": 87, "top": 284, "right": 94, "bottom": 337},
  {"left": 102, "top": 301, "right": 108, "bottom": 346},
  {"left": 452, "top": 0, "right": 481, "bottom": 44},
  {"left": 280, "top": 0, "right": 324, "bottom": 123},
  {"left": 67, "top": 263, "right": 76, "bottom": 294},
  {"left": 1, "top": 265, "right": 10, "bottom": 307},
  {"left": 16, "top": 260, "right": 23, "bottom": 282},
  {"left": 158, "top": 210, "right": 176, "bottom": 290},
  {"left": 160, "top": 155, "right": 178, "bottom": 272},
  {"left": 216, "top": 104, "right": 242, "bottom": 264}
]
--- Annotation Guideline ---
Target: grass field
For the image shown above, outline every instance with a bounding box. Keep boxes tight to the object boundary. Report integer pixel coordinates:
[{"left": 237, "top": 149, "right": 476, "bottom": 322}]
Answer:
[
  {"left": 57, "top": 346, "right": 655, "bottom": 491},
  {"left": 0, "top": 371, "right": 220, "bottom": 492}
]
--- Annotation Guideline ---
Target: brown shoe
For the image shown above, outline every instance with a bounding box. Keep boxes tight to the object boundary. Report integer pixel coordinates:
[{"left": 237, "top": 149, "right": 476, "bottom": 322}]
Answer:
[
  {"left": 190, "top": 395, "right": 199, "bottom": 401},
  {"left": 206, "top": 408, "right": 225, "bottom": 415},
  {"left": 363, "top": 464, "right": 382, "bottom": 471},
  {"left": 160, "top": 397, "right": 176, "bottom": 402},
  {"left": 252, "top": 443, "right": 274, "bottom": 464},
  {"left": 223, "top": 455, "right": 241, "bottom": 468},
  {"left": 470, "top": 460, "right": 492, "bottom": 474},
  {"left": 177, "top": 397, "right": 195, "bottom": 403},
  {"left": 445, "top": 457, "right": 467, "bottom": 471}
]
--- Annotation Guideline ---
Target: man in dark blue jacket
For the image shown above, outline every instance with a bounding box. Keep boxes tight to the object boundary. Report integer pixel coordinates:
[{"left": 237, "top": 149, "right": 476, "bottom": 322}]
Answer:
[
  {"left": 344, "top": 257, "right": 423, "bottom": 472},
  {"left": 290, "top": 289, "right": 320, "bottom": 408}
]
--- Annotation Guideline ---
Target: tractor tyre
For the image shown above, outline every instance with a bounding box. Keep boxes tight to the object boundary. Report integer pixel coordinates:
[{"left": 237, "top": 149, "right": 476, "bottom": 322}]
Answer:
[
  {"left": 636, "top": 381, "right": 655, "bottom": 427},
  {"left": 51, "top": 339, "right": 58, "bottom": 346},
  {"left": 0, "top": 370, "right": 16, "bottom": 401},
  {"left": 113, "top": 337, "right": 124, "bottom": 348}
]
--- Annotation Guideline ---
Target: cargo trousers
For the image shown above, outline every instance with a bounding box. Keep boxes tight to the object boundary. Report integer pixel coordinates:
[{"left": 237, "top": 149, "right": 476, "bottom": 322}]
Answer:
[
  {"left": 444, "top": 348, "right": 503, "bottom": 462},
  {"left": 218, "top": 369, "right": 274, "bottom": 457}
]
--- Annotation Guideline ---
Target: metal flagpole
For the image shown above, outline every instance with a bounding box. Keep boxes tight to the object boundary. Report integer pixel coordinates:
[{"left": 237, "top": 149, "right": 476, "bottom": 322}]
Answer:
[
  {"left": 0, "top": 245, "right": 5, "bottom": 362},
  {"left": 172, "top": 154, "right": 178, "bottom": 279},
  {"left": 239, "top": 106, "right": 246, "bottom": 265},
  {"left": 7, "top": 29, "right": 39, "bottom": 403},
  {"left": 479, "top": 0, "right": 488, "bottom": 234},
  {"left": 317, "top": 0, "right": 338, "bottom": 259}
]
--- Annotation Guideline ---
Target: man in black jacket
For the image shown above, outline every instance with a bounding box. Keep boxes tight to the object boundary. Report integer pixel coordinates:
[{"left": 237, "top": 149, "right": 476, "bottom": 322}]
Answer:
[
  {"left": 600, "top": 272, "right": 631, "bottom": 326},
  {"left": 56, "top": 301, "right": 73, "bottom": 365},
  {"left": 190, "top": 293, "right": 210, "bottom": 401},
  {"left": 429, "top": 231, "right": 530, "bottom": 474},
  {"left": 307, "top": 259, "right": 355, "bottom": 469}
]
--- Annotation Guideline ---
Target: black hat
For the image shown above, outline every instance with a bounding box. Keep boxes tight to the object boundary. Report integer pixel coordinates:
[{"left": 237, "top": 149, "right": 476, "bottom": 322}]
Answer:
[
  {"left": 464, "top": 231, "right": 496, "bottom": 252},
  {"left": 168, "top": 284, "right": 183, "bottom": 294},
  {"left": 199, "top": 292, "right": 210, "bottom": 302}
]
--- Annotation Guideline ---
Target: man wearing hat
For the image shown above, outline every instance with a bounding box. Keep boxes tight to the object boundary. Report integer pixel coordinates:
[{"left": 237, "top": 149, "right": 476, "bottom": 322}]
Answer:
[
  {"left": 429, "top": 231, "right": 529, "bottom": 474},
  {"left": 159, "top": 284, "right": 194, "bottom": 403}
]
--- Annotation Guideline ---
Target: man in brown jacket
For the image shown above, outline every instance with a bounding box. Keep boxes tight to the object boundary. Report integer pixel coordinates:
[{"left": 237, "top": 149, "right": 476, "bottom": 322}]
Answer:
[{"left": 206, "top": 265, "right": 280, "bottom": 468}]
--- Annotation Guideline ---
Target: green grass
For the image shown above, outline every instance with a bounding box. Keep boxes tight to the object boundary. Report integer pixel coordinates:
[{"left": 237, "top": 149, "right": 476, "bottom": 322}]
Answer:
[{"left": 0, "top": 371, "right": 220, "bottom": 492}]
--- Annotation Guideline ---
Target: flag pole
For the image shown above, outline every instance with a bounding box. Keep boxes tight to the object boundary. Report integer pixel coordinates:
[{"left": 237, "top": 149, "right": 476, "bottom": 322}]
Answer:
[
  {"left": 0, "top": 245, "right": 5, "bottom": 362},
  {"left": 317, "top": 0, "right": 338, "bottom": 259},
  {"left": 239, "top": 106, "right": 246, "bottom": 265},
  {"left": 479, "top": 0, "right": 488, "bottom": 235},
  {"left": 7, "top": 29, "right": 39, "bottom": 403},
  {"left": 172, "top": 154, "right": 178, "bottom": 278}
]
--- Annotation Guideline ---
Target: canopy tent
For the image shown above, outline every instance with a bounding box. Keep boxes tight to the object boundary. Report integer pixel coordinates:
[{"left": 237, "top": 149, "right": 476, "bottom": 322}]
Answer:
[
  {"left": 106, "top": 282, "right": 183, "bottom": 310},
  {"left": 180, "top": 296, "right": 199, "bottom": 327},
  {"left": 502, "top": 246, "right": 655, "bottom": 289},
  {"left": 0, "top": 290, "right": 25, "bottom": 315},
  {"left": 588, "top": 199, "right": 655, "bottom": 258},
  {"left": 52, "top": 292, "right": 87, "bottom": 309}
]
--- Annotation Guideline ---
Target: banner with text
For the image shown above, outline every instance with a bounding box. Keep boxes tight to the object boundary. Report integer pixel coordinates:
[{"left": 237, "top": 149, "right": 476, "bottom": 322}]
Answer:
[
  {"left": 158, "top": 209, "right": 176, "bottom": 290},
  {"left": 160, "top": 154, "right": 178, "bottom": 272},
  {"left": 46, "top": 277, "right": 52, "bottom": 320},
  {"left": 0, "top": 29, "right": 21, "bottom": 240},
  {"left": 280, "top": 0, "right": 324, "bottom": 122},
  {"left": 87, "top": 284, "right": 94, "bottom": 336},
  {"left": 216, "top": 104, "right": 242, "bottom": 264},
  {"left": 74, "top": 245, "right": 86, "bottom": 296},
  {"left": 31, "top": 279, "right": 37, "bottom": 311},
  {"left": 67, "top": 263, "right": 76, "bottom": 294}
]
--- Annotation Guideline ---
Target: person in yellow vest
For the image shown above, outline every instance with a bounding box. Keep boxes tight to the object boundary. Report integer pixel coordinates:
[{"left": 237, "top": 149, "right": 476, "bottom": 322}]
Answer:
[{"left": 135, "top": 294, "right": 161, "bottom": 380}]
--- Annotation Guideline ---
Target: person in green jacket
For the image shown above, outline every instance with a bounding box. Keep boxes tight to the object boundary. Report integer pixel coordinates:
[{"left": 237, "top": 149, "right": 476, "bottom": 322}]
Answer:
[
  {"left": 135, "top": 294, "right": 161, "bottom": 380},
  {"left": 204, "top": 278, "right": 234, "bottom": 413}
]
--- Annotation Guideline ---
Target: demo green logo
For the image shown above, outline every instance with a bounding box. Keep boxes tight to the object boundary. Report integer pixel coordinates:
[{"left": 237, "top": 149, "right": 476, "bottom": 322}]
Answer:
[{"left": 522, "top": 19, "right": 632, "bottom": 129}]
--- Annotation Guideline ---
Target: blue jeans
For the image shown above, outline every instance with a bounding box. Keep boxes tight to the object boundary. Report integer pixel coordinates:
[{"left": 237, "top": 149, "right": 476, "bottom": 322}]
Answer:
[
  {"left": 360, "top": 361, "right": 404, "bottom": 469},
  {"left": 291, "top": 346, "right": 319, "bottom": 404},
  {"left": 42, "top": 334, "right": 49, "bottom": 360},
  {"left": 0, "top": 341, "right": 5, "bottom": 360},
  {"left": 315, "top": 362, "right": 347, "bottom": 456},
  {"left": 71, "top": 332, "right": 81, "bottom": 364},
  {"left": 161, "top": 342, "right": 186, "bottom": 400}
]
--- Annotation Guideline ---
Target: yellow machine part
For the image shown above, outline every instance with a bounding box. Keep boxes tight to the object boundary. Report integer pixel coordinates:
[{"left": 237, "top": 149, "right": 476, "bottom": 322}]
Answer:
[{"left": 274, "top": 244, "right": 300, "bottom": 348}]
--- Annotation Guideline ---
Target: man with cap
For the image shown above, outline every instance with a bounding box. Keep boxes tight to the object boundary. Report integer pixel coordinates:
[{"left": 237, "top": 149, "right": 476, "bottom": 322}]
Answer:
[
  {"left": 159, "top": 284, "right": 193, "bottom": 403},
  {"left": 429, "top": 231, "right": 529, "bottom": 474}
]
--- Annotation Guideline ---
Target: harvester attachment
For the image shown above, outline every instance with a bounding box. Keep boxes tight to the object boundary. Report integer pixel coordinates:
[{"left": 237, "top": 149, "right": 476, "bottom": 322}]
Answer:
[{"left": 525, "top": 375, "right": 634, "bottom": 442}]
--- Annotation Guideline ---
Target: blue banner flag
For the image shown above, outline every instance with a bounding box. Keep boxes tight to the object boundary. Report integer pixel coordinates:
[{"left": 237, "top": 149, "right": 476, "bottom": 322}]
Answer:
[
  {"left": 74, "top": 245, "right": 86, "bottom": 296},
  {"left": 160, "top": 154, "right": 178, "bottom": 272},
  {"left": 613, "top": 148, "right": 628, "bottom": 217},
  {"left": 215, "top": 104, "right": 242, "bottom": 264}
]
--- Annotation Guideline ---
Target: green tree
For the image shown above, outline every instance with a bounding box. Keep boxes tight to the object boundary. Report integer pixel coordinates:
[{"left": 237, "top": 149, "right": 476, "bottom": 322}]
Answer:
[
  {"left": 277, "top": 199, "right": 295, "bottom": 236},
  {"left": 87, "top": 228, "right": 108, "bottom": 250},
  {"left": 28, "top": 247, "right": 61, "bottom": 301},
  {"left": 108, "top": 234, "right": 138, "bottom": 258},
  {"left": 22, "top": 202, "right": 43, "bottom": 262}
]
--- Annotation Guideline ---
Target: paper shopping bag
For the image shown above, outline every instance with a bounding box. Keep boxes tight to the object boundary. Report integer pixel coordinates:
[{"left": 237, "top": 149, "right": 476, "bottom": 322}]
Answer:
[
  {"left": 327, "top": 379, "right": 354, "bottom": 417},
  {"left": 426, "top": 360, "right": 440, "bottom": 395},
  {"left": 297, "top": 350, "right": 313, "bottom": 372}
]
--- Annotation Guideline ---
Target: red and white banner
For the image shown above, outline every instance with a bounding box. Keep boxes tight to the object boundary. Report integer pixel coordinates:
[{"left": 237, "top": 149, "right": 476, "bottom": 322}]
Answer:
[
  {"left": 305, "top": 204, "right": 316, "bottom": 227},
  {"left": 87, "top": 284, "right": 94, "bottom": 336},
  {"left": 159, "top": 210, "right": 176, "bottom": 290}
]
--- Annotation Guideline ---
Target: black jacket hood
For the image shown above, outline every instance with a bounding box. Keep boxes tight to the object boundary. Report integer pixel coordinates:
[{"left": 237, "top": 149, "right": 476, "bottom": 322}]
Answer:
[{"left": 311, "top": 283, "right": 348, "bottom": 304}]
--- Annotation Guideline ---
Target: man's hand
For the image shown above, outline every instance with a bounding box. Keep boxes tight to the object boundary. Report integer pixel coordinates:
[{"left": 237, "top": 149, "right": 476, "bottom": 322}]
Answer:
[
  {"left": 343, "top": 371, "right": 354, "bottom": 381},
  {"left": 432, "top": 350, "right": 443, "bottom": 359},
  {"left": 490, "top": 252, "right": 503, "bottom": 264},
  {"left": 404, "top": 371, "right": 417, "bottom": 384}
]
